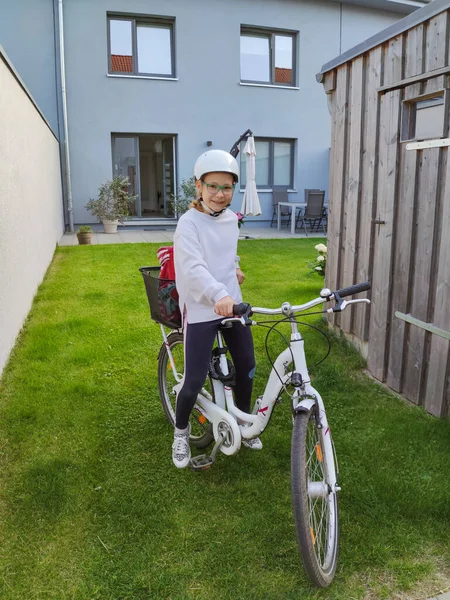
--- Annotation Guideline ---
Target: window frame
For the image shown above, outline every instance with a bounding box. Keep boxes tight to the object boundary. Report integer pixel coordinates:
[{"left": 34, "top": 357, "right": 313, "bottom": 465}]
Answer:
[
  {"left": 401, "top": 89, "right": 449, "bottom": 142},
  {"left": 107, "top": 13, "right": 176, "bottom": 78},
  {"left": 240, "top": 137, "right": 295, "bottom": 190},
  {"left": 240, "top": 25, "right": 297, "bottom": 87}
]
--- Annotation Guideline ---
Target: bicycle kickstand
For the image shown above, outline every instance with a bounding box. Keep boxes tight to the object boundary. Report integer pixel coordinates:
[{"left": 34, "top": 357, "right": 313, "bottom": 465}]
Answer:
[{"left": 190, "top": 432, "right": 226, "bottom": 471}]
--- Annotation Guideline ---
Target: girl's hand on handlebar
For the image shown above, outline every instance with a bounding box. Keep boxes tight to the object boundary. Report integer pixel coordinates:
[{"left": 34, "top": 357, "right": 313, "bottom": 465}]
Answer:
[{"left": 214, "top": 295, "right": 236, "bottom": 317}]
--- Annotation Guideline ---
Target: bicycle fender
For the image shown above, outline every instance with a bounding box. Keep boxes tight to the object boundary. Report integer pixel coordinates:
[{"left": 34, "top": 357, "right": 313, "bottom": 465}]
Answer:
[{"left": 293, "top": 398, "right": 316, "bottom": 414}]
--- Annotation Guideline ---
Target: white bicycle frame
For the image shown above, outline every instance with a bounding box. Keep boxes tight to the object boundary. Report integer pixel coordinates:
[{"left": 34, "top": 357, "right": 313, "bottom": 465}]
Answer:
[{"left": 162, "top": 294, "right": 369, "bottom": 462}]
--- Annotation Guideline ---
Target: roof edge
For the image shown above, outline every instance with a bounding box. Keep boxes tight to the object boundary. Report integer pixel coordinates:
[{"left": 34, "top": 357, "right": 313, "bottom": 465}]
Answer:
[
  {"left": 316, "top": 0, "right": 450, "bottom": 81},
  {"left": 333, "top": 0, "right": 428, "bottom": 15}
]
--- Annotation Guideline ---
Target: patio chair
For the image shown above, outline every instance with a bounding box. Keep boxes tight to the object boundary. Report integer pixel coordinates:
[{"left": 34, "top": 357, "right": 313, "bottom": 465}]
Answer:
[
  {"left": 320, "top": 205, "right": 328, "bottom": 232},
  {"left": 305, "top": 189, "right": 328, "bottom": 233},
  {"left": 295, "top": 189, "right": 326, "bottom": 235},
  {"left": 270, "top": 188, "right": 292, "bottom": 227},
  {"left": 294, "top": 188, "right": 321, "bottom": 227}
]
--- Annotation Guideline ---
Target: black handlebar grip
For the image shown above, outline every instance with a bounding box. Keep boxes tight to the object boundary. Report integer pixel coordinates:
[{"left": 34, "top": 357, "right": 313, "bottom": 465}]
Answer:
[
  {"left": 233, "top": 302, "right": 251, "bottom": 316},
  {"left": 335, "top": 281, "right": 371, "bottom": 298}
]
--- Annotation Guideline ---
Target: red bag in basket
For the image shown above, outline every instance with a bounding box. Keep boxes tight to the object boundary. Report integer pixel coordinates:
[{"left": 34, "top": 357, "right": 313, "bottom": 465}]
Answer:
[
  {"left": 157, "top": 246, "right": 176, "bottom": 280},
  {"left": 156, "top": 246, "right": 181, "bottom": 326}
]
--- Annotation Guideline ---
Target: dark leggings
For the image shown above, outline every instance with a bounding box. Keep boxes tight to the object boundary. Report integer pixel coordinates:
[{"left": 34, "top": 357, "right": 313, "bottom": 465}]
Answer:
[{"left": 175, "top": 319, "right": 256, "bottom": 430}]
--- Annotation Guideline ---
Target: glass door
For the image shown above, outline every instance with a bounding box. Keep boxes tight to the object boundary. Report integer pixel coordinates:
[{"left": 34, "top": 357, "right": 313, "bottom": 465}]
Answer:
[
  {"left": 112, "top": 135, "right": 140, "bottom": 216},
  {"left": 162, "top": 138, "right": 175, "bottom": 217}
]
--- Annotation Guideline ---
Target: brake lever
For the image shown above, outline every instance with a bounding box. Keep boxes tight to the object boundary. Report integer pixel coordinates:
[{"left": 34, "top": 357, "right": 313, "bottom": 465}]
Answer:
[
  {"left": 221, "top": 316, "right": 247, "bottom": 326},
  {"left": 327, "top": 298, "right": 371, "bottom": 313}
]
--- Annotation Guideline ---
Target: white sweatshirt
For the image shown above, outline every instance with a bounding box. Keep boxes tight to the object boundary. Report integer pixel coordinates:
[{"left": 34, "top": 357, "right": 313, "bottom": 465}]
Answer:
[{"left": 173, "top": 207, "right": 242, "bottom": 323}]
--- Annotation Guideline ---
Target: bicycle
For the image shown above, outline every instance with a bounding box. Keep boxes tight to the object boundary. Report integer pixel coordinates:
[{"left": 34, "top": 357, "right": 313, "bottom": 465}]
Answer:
[{"left": 139, "top": 265, "right": 370, "bottom": 588}]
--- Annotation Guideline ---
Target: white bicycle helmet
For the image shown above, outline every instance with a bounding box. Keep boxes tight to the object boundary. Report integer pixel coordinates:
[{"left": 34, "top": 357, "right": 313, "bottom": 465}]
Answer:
[{"left": 194, "top": 149, "right": 239, "bottom": 183}]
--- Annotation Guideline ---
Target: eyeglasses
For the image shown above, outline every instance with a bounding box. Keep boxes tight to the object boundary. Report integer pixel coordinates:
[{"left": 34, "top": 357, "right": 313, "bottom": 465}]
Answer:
[{"left": 202, "top": 182, "right": 235, "bottom": 196}]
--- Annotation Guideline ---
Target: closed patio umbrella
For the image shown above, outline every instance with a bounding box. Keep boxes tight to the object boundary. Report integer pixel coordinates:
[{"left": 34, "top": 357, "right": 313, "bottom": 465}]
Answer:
[{"left": 240, "top": 136, "right": 262, "bottom": 216}]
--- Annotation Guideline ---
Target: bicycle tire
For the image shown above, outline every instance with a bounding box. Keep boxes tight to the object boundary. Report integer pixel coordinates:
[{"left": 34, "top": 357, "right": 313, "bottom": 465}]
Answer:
[
  {"left": 291, "top": 408, "right": 339, "bottom": 587},
  {"left": 158, "top": 331, "right": 215, "bottom": 449}
]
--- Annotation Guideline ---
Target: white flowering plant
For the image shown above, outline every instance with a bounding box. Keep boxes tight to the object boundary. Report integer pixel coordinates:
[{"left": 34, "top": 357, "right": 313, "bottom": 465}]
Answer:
[{"left": 307, "top": 243, "right": 327, "bottom": 277}]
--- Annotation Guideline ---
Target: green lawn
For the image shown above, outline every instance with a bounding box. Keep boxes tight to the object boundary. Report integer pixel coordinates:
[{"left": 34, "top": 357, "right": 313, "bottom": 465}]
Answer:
[{"left": 0, "top": 239, "right": 449, "bottom": 600}]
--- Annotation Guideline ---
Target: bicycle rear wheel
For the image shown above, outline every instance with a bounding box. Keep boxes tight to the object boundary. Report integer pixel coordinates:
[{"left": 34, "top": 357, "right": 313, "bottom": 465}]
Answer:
[
  {"left": 291, "top": 407, "right": 339, "bottom": 587},
  {"left": 158, "top": 331, "right": 215, "bottom": 449}
]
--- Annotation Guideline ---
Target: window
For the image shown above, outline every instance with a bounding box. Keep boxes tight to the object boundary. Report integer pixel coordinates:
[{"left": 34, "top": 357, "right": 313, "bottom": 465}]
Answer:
[
  {"left": 240, "top": 27, "right": 297, "bottom": 86},
  {"left": 401, "top": 91, "right": 448, "bottom": 141},
  {"left": 108, "top": 14, "right": 175, "bottom": 77},
  {"left": 240, "top": 138, "right": 295, "bottom": 189}
]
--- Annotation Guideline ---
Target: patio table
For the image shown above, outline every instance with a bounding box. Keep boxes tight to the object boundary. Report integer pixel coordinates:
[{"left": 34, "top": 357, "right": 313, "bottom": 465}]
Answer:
[{"left": 277, "top": 202, "right": 306, "bottom": 235}]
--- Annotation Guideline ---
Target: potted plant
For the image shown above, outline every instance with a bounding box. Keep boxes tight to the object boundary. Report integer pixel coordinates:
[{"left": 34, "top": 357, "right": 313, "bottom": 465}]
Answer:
[
  {"left": 171, "top": 176, "right": 196, "bottom": 217},
  {"left": 76, "top": 225, "right": 93, "bottom": 245},
  {"left": 85, "top": 176, "right": 137, "bottom": 233}
]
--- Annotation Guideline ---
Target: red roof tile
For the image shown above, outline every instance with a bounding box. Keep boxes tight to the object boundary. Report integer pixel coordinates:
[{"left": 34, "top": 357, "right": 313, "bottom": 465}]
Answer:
[
  {"left": 275, "top": 67, "right": 292, "bottom": 84},
  {"left": 111, "top": 54, "right": 133, "bottom": 73}
]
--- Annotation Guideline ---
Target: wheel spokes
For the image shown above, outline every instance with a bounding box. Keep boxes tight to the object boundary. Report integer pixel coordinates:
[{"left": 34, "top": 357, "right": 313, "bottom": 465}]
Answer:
[{"left": 306, "top": 419, "right": 333, "bottom": 569}]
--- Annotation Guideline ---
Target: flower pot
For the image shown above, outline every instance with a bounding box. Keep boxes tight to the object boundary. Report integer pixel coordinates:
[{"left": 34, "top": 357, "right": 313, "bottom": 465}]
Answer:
[
  {"left": 77, "top": 232, "right": 92, "bottom": 245},
  {"left": 102, "top": 219, "right": 119, "bottom": 234}
]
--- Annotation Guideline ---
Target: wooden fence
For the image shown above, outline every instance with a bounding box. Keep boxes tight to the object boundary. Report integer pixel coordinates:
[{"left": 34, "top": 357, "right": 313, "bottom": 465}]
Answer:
[{"left": 322, "top": 8, "right": 450, "bottom": 417}]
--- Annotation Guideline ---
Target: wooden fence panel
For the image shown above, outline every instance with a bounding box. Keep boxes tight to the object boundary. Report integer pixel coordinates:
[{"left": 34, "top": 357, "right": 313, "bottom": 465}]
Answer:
[
  {"left": 404, "top": 24, "right": 424, "bottom": 79},
  {"left": 387, "top": 144, "right": 417, "bottom": 391},
  {"left": 367, "top": 90, "right": 401, "bottom": 381},
  {"left": 384, "top": 35, "right": 404, "bottom": 85},
  {"left": 425, "top": 11, "right": 448, "bottom": 72},
  {"left": 367, "top": 38, "right": 403, "bottom": 381},
  {"left": 424, "top": 11, "right": 448, "bottom": 93},
  {"left": 386, "top": 27, "right": 424, "bottom": 392},
  {"left": 341, "top": 57, "right": 364, "bottom": 334},
  {"left": 354, "top": 47, "right": 382, "bottom": 341},
  {"left": 400, "top": 12, "right": 448, "bottom": 405},
  {"left": 326, "top": 65, "right": 349, "bottom": 326},
  {"left": 403, "top": 147, "right": 440, "bottom": 404},
  {"left": 423, "top": 74, "right": 447, "bottom": 94},
  {"left": 424, "top": 149, "right": 450, "bottom": 416}
]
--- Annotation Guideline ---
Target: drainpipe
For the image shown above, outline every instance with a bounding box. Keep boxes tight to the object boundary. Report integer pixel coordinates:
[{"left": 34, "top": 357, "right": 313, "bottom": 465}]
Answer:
[{"left": 58, "top": 0, "right": 74, "bottom": 232}]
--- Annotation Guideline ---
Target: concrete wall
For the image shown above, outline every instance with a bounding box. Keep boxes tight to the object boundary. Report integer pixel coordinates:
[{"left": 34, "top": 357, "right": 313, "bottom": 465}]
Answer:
[
  {"left": 341, "top": 3, "right": 402, "bottom": 52},
  {"left": 62, "top": 0, "right": 401, "bottom": 225},
  {"left": 0, "top": 49, "right": 64, "bottom": 377},
  {"left": 0, "top": 0, "right": 59, "bottom": 135}
]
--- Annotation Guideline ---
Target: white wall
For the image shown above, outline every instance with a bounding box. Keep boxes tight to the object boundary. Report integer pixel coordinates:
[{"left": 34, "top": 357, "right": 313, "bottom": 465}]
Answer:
[{"left": 0, "top": 50, "right": 64, "bottom": 377}]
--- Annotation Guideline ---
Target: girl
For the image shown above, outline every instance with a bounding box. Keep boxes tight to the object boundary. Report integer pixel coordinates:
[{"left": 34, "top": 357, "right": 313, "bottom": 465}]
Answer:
[{"left": 172, "top": 149, "right": 260, "bottom": 468}]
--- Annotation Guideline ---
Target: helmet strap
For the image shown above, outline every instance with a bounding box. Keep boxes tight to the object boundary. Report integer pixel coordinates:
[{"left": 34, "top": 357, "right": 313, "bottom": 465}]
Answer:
[{"left": 200, "top": 200, "right": 230, "bottom": 217}]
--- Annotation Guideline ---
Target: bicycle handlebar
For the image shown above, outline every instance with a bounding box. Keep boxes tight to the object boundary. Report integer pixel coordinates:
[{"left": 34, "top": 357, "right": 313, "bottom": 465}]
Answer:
[
  {"left": 334, "top": 281, "right": 371, "bottom": 298},
  {"left": 233, "top": 303, "right": 252, "bottom": 316},
  {"left": 228, "top": 282, "right": 371, "bottom": 320}
]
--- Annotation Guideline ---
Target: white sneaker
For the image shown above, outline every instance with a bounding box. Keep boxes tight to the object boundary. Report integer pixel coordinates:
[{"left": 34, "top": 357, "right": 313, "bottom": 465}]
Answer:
[
  {"left": 242, "top": 436, "right": 263, "bottom": 450},
  {"left": 172, "top": 426, "right": 191, "bottom": 468}
]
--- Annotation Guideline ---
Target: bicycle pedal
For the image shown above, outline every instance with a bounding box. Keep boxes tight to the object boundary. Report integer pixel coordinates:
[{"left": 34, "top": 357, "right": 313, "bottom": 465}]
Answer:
[{"left": 190, "top": 454, "right": 214, "bottom": 471}]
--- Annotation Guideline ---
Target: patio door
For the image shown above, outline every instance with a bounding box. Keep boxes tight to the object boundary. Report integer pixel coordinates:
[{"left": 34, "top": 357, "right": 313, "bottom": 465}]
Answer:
[
  {"left": 112, "top": 135, "right": 140, "bottom": 217},
  {"left": 112, "top": 134, "right": 176, "bottom": 218}
]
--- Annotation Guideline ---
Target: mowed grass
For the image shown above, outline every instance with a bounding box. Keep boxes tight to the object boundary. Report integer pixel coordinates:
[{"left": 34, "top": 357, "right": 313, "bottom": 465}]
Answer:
[{"left": 0, "top": 239, "right": 449, "bottom": 600}]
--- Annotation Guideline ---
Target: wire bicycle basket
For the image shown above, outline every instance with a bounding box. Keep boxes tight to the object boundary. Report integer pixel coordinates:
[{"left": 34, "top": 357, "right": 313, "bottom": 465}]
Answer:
[{"left": 139, "top": 266, "right": 182, "bottom": 330}]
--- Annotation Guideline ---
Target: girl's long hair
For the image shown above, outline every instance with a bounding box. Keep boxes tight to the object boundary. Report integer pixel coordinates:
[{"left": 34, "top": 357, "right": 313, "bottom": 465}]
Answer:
[{"left": 189, "top": 178, "right": 205, "bottom": 212}]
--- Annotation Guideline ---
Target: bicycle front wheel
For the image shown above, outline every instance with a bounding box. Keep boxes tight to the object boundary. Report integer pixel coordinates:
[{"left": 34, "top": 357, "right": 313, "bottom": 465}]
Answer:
[
  {"left": 158, "top": 331, "right": 215, "bottom": 449},
  {"left": 291, "top": 407, "right": 339, "bottom": 587}
]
